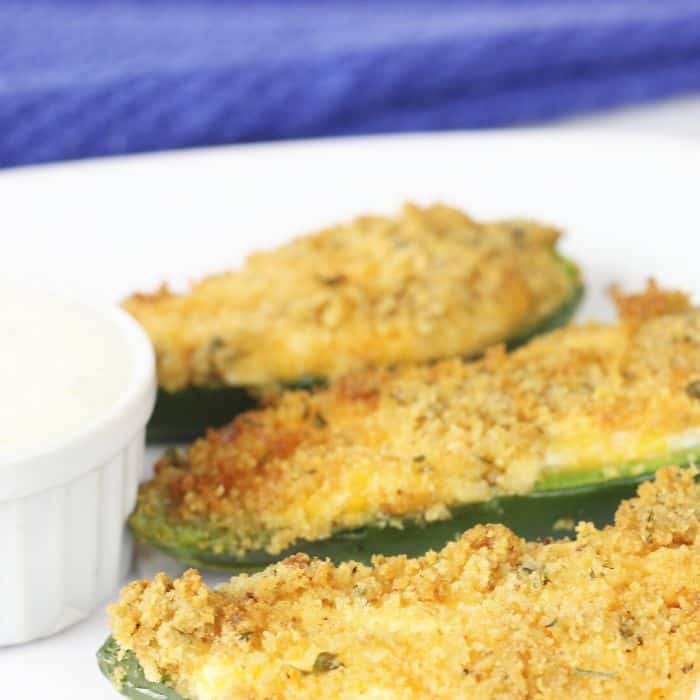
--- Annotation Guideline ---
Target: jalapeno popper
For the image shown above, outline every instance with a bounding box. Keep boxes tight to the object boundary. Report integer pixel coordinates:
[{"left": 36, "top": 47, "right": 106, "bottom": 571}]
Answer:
[
  {"left": 129, "top": 282, "right": 700, "bottom": 570},
  {"left": 102, "top": 467, "right": 700, "bottom": 700},
  {"left": 124, "top": 203, "right": 582, "bottom": 440}
]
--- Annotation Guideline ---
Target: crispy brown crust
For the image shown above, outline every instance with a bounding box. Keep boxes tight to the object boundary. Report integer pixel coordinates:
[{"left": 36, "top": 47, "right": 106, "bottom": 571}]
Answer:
[
  {"left": 136, "top": 296, "right": 700, "bottom": 554},
  {"left": 112, "top": 468, "right": 700, "bottom": 700},
  {"left": 611, "top": 278, "right": 691, "bottom": 323},
  {"left": 123, "top": 203, "right": 575, "bottom": 390}
]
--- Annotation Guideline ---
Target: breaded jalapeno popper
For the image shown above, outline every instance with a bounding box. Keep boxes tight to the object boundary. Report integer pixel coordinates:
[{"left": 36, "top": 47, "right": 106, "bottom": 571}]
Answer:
[
  {"left": 129, "top": 282, "right": 700, "bottom": 570},
  {"left": 102, "top": 468, "right": 700, "bottom": 700},
  {"left": 124, "top": 203, "right": 582, "bottom": 440}
]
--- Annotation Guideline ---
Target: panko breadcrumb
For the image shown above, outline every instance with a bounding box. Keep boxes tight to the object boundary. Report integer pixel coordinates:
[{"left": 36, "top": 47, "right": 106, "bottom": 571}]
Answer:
[
  {"left": 124, "top": 203, "right": 578, "bottom": 390},
  {"left": 110, "top": 467, "right": 700, "bottom": 700},
  {"left": 132, "top": 282, "right": 700, "bottom": 556}
]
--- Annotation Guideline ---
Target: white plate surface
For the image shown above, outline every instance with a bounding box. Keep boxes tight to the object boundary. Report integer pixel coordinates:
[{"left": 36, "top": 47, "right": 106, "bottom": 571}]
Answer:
[{"left": 2, "top": 124, "right": 700, "bottom": 698}]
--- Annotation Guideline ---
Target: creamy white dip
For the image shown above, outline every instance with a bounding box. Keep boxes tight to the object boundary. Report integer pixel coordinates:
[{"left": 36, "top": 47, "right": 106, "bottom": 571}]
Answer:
[{"left": 0, "top": 287, "right": 131, "bottom": 458}]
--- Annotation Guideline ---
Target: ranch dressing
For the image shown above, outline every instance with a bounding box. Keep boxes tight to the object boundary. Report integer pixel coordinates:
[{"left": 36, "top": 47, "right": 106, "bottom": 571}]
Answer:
[{"left": 0, "top": 287, "right": 131, "bottom": 458}]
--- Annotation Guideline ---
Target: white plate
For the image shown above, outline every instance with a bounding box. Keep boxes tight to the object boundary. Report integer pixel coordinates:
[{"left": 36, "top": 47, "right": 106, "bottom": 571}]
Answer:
[{"left": 2, "top": 126, "right": 700, "bottom": 698}]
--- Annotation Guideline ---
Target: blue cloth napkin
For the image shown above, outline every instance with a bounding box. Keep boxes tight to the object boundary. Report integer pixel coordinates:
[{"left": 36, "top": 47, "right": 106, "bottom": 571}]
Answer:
[{"left": 1, "top": 0, "right": 700, "bottom": 167}]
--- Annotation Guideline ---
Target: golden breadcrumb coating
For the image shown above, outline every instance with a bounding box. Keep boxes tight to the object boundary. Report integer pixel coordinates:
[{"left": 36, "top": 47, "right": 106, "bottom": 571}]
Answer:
[
  {"left": 136, "top": 284, "right": 700, "bottom": 555},
  {"left": 111, "top": 467, "right": 700, "bottom": 700},
  {"left": 611, "top": 278, "right": 691, "bottom": 323},
  {"left": 123, "top": 203, "right": 576, "bottom": 390}
]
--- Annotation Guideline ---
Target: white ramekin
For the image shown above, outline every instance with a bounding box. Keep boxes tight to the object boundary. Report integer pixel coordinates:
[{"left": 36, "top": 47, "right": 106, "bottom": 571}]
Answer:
[{"left": 0, "top": 295, "right": 155, "bottom": 646}]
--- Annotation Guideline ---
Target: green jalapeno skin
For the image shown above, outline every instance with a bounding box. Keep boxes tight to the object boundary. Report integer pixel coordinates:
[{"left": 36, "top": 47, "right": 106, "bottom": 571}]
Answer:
[
  {"left": 129, "top": 448, "right": 700, "bottom": 574},
  {"left": 146, "top": 376, "right": 323, "bottom": 443},
  {"left": 97, "top": 637, "right": 182, "bottom": 700}
]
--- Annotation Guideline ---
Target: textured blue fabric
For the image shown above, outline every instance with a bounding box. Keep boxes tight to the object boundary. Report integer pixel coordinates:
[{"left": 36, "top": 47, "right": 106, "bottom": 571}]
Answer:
[{"left": 1, "top": 1, "right": 700, "bottom": 167}]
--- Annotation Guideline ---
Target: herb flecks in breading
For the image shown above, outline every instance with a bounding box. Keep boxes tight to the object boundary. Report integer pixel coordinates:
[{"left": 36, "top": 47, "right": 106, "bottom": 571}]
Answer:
[
  {"left": 109, "top": 468, "right": 700, "bottom": 700},
  {"left": 124, "top": 203, "right": 578, "bottom": 390},
  {"left": 132, "top": 289, "right": 700, "bottom": 556}
]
